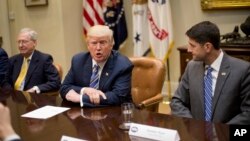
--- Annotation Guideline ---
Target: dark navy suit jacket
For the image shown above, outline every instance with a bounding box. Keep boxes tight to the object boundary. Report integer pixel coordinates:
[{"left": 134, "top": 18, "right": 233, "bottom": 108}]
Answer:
[
  {"left": 0, "top": 47, "right": 9, "bottom": 86},
  {"left": 9, "top": 50, "right": 61, "bottom": 92},
  {"left": 60, "top": 50, "right": 133, "bottom": 107}
]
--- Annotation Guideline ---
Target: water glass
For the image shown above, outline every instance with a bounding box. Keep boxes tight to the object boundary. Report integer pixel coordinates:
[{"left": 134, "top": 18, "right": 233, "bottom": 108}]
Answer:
[{"left": 119, "top": 103, "right": 134, "bottom": 130}]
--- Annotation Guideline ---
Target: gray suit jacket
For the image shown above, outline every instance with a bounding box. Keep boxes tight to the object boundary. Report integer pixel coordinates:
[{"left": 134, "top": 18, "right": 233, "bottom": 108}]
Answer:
[{"left": 170, "top": 53, "right": 250, "bottom": 124}]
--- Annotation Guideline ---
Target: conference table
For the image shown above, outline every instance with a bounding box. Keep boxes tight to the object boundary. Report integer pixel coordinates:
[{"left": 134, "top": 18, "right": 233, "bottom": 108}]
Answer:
[{"left": 0, "top": 88, "right": 229, "bottom": 141}]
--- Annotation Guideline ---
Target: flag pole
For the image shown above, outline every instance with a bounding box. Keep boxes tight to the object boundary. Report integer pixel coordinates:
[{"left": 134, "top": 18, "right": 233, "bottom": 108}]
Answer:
[
  {"left": 163, "top": 57, "right": 172, "bottom": 104},
  {"left": 142, "top": 48, "right": 151, "bottom": 57}
]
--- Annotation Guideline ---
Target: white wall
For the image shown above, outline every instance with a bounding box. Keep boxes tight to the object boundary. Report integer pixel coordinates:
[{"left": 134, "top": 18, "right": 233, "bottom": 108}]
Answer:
[{"left": 0, "top": 0, "right": 249, "bottom": 95}]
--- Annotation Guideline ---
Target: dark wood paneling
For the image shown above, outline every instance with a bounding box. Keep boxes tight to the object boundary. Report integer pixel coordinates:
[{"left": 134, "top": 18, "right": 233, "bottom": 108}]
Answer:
[{"left": 178, "top": 44, "right": 250, "bottom": 78}]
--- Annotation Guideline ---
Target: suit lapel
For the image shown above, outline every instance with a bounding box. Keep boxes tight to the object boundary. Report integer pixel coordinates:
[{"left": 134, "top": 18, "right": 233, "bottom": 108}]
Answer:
[
  {"left": 83, "top": 57, "right": 92, "bottom": 86},
  {"left": 99, "top": 54, "right": 114, "bottom": 89},
  {"left": 25, "top": 51, "right": 39, "bottom": 85},
  {"left": 212, "top": 55, "right": 230, "bottom": 117},
  {"left": 13, "top": 55, "right": 24, "bottom": 82},
  {"left": 195, "top": 63, "right": 206, "bottom": 118}
]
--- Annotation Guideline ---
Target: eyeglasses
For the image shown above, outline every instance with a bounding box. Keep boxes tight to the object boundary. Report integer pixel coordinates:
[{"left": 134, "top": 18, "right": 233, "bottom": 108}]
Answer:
[
  {"left": 17, "top": 40, "right": 32, "bottom": 45},
  {"left": 88, "top": 40, "right": 109, "bottom": 47}
]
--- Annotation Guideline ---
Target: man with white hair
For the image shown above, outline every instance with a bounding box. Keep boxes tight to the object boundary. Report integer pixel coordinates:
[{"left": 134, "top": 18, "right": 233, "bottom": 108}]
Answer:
[
  {"left": 60, "top": 25, "right": 133, "bottom": 107},
  {"left": 8, "top": 28, "right": 61, "bottom": 93}
]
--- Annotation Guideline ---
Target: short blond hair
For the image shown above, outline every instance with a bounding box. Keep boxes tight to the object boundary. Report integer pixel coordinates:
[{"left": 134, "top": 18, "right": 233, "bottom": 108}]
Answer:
[{"left": 87, "top": 25, "right": 114, "bottom": 45}]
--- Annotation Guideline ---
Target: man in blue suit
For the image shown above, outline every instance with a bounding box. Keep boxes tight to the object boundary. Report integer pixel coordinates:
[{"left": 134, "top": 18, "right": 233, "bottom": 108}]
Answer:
[
  {"left": 60, "top": 25, "right": 133, "bottom": 107},
  {"left": 8, "top": 28, "right": 61, "bottom": 93},
  {"left": 0, "top": 39, "right": 9, "bottom": 87}
]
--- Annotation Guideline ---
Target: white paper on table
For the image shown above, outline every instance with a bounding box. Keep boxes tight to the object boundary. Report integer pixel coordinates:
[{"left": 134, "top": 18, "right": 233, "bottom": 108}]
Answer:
[
  {"left": 61, "top": 135, "right": 87, "bottom": 141},
  {"left": 21, "top": 105, "right": 70, "bottom": 119}
]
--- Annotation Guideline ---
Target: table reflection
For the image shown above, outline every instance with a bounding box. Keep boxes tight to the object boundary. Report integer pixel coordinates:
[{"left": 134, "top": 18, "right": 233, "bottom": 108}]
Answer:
[
  {"left": 0, "top": 88, "right": 229, "bottom": 141},
  {"left": 62, "top": 100, "right": 127, "bottom": 141}
]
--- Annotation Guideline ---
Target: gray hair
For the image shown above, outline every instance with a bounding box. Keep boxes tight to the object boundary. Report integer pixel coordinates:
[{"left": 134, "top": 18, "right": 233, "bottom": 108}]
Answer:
[{"left": 19, "top": 28, "right": 38, "bottom": 41}]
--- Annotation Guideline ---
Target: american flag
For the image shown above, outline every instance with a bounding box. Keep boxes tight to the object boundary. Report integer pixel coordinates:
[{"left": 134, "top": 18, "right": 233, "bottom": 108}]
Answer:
[
  {"left": 83, "top": 0, "right": 104, "bottom": 35},
  {"left": 83, "top": 0, "right": 127, "bottom": 50}
]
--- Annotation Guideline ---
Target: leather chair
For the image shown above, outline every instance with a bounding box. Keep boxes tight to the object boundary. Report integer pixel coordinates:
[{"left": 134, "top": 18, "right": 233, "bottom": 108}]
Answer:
[
  {"left": 53, "top": 63, "right": 63, "bottom": 81},
  {"left": 129, "top": 57, "right": 166, "bottom": 112}
]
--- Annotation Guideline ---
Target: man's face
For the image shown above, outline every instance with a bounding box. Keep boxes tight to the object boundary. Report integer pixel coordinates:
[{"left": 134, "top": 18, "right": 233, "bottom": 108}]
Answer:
[
  {"left": 187, "top": 38, "right": 207, "bottom": 61},
  {"left": 17, "top": 32, "right": 36, "bottom": 58},
  {"left": 87, "top": 36, "right": 112, "bottom": 63}
]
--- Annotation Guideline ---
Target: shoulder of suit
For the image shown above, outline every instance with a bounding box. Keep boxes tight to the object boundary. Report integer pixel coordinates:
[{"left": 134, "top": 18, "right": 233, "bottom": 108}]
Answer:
[
  {"left": 0, "top": 47, "right": 4, "bottom": 53},
  {"left": 73, "top": 52, "right": 90, "bottom": 60},
  {"left": 187, "top": 60, "right": 204, "bottom": 68},
  {"left": 9, "top": 54, "right": 21, "bottom": 62},
  {"left": 0, "top": 48, "right": 8, "bottom": 56},
  {"left": 225, "top": 54, "right": 250, "bottom": 67},
  {"left": 33, "top": 50, "right": 53, "bottom": 60},
  {"left": 111, "top": 50, "right": 133, "bottom": 66},
  {"left": 34, "top": 50, "right": 51, "bottom": 57}
]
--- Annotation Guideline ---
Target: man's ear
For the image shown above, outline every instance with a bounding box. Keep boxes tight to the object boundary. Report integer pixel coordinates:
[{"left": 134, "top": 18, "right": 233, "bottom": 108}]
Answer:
[
  {"left": 204, "top": 42, "right": 213, "bottom": 52},
  {"left": 33, "top": 40, "right": 38, "bottom": 47}
]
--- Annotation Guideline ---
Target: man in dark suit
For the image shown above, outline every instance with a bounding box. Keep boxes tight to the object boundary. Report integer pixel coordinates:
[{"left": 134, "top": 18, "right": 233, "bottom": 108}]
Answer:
[
  {"left": 170, "top": 21, "right": 250, "bottom": 124},
  {"left": 0, "top": 103, "right": 21, "bottom": 141},
  {"left": 0, "top": 42, "right": 9, "bottom": 87},
  {"left": 60, "top": 25, "right": 133, "bottom": 107},
  {"left": 8, "top": 28, "right": 61, "bottom": 93}
]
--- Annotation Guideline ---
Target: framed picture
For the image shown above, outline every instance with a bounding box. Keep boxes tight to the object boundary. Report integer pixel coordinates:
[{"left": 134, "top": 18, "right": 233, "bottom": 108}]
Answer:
[
  {"left": 201, "top": 0, "right": 250, "bottom": 10},
  {"left": 25, "top": 0, "right": 48, "bottom": 7}
]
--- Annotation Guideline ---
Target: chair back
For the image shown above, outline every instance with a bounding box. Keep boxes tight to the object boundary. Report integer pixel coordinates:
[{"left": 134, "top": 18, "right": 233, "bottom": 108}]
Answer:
[
  {"left": 53, "top": 63, "right": 63, "bottom": 81},
  {"left": 129, "top": 57, "right": 166, "bottom": 111}
]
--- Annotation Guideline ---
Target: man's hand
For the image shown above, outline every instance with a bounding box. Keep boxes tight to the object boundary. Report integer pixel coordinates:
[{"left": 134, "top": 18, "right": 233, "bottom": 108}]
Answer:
[
  {"left": 65, "top": 89, "right": 81, "bottom": 103},
  {"left": 26, "top": 86, "right": 40, "bottom": 93},
  {"left": 26, "top": 88, "right": 35, "bottom": 93},
  {"left": 83, "top": 88, "right": 107, "bottom": 105},
  {"left": 0, "top": 103, "right": 16, "bottom": 140}
]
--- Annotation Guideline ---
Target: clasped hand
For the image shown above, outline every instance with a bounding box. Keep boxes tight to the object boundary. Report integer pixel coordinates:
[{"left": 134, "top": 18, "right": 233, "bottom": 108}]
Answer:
[
  {"left": 66, "top": 88, "right": 107, "bottom": 105},
  {"left": 83, "top": 88, "right": 107, "bottom": 105}
]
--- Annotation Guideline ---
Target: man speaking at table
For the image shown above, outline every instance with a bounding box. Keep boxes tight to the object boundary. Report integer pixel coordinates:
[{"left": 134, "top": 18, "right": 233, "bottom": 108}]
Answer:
[{"left": 60, "top": 25, "right": 133, "bottom": 107}]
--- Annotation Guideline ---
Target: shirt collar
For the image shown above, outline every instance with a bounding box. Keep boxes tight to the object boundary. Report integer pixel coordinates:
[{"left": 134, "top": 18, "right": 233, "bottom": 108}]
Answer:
[
  {"left": 23, "top": 51, "right": 34, "bottom": 62},
  {"left": 25, "top": 51, "right": 34, "bottom": 60},
  {"left": 209, "top": 50, "right": 224, "bottom": 72},
  {"left": 92, "top": 59, "right": 107, "bottom": 69}
]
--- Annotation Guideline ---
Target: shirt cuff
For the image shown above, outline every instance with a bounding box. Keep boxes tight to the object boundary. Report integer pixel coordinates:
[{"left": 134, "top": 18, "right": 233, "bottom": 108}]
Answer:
[
  {"left": 80, "top": 87, "right": 86, "bottom": 107},
  {"left": 80, "top": 87, "right": 86, "bottom": 95},
  {"left": 33, "top": 86, "right": 41, "bottom": 94},
  {"left": 80, "top": 94, "right": 84, "bottom": 107},
  {"left": 4, "top": 134, "right": 21, "bottom": 141}
]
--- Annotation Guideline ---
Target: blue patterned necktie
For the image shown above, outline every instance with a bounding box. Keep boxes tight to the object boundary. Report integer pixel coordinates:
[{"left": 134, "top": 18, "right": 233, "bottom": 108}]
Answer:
[
  {"left": 204, "top": 66, "right": 213, "bottom": 121},
  {"left": 90, "top": 64, "right": 99, "bottom": 89}
]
